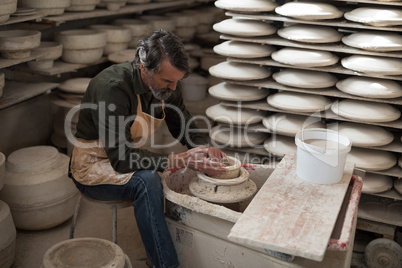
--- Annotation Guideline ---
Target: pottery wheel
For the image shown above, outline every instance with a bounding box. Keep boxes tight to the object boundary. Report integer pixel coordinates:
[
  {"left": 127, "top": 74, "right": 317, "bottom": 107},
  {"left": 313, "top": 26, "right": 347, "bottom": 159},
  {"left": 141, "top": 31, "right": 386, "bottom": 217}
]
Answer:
[
  {"left": 364, "top": 238, "right": 402, "bottom": 268},
  {"left": 189, "top": 170, "right": 257, "bottom": 204}
]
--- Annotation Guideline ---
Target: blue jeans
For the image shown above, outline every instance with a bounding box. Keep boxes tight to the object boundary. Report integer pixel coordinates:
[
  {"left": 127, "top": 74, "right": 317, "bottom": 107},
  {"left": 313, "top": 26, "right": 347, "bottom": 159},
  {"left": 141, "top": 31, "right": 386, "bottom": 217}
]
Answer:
[{"left": 70, "top": 170, "right": 179, "bottom": 268}]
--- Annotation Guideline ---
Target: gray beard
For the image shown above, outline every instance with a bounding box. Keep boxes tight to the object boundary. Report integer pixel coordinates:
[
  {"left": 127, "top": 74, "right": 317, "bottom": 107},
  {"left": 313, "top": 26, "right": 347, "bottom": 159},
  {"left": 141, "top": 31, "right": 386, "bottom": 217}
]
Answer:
[{"left": 150, "top": 86, "right": 173, "bottom": 101}]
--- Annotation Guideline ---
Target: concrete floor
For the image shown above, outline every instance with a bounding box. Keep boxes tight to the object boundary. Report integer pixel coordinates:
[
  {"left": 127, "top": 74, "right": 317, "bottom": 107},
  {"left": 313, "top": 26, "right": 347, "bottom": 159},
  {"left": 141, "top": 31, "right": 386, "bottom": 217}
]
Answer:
[{"left": 10, "top": 197, "right": 148, "bottom": 268}]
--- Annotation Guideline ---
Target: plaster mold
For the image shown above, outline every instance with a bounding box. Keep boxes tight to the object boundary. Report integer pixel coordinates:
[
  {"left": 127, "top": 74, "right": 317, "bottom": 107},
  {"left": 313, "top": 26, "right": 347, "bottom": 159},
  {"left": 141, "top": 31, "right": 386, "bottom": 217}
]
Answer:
[
  {"left": 27, "top": 41, "right": 63, "bottom": 70},
  {"left": 0, "top": 200, "right": 16, "bottom": 268},
  {"left": 346, "top": 147, "right": 397, "bottom": 171},
  {"left": 209, "top": 61, "right": 271, "bottom": 81},
  {"left": 0, "top": 146, "right": 79, "bottom": 230},
  {"left": 208, "top": 82, "right": 270, "bottom": 102},
  {"left": 89, "top": 25, "right": 131, "bottom": 55},
  {"left": 55, "top": 29, "right": 107, "bottom": 64},
  {"left": 0, "top": 0, "right": 17, "bottom": 23},
  {"left": 342, "top": 30, "right": 402, "bottom": 52},
  {"left": 344, "top": 7, "right": 402, "bottom": 26},
  {"left": 213, "top": 18, "right": 277, "bottom": 37},
  {"left": 206, "top": 103, "right": 266, "bottom": 125},
  {"left": 262, "top": 113, "right": 325, "bottom": 137},
  {"left": 67, "top": 0, "right": 100, "bottom": 11},
  {"left": 267, "top": 91, "right": 331, "bottom": 112},
  {"left": 277, "top": 25, "right": 343, "bottom": 44},
  {"left": 341, "top": 55, "right": 402, "bottom": 75},
  {"left": 336, "top": 77, "right": 402, "bottom": 99},
  {"left": 331, "top": 99, "right": 401, "bottom": 123},
  {"left": 329, "top": 122, "right": 394, "bottom": 147},
  {"left": 213, "top": 41, "right": 275, "bottom": 58},
  {"left": 273, "top": 69, "right": 338, "bottom": 88},
  {"left": 275, "top": 2, "right": 343, "bottom": 20},
  {"left": 271, "top": 47, "right": 339, "bottom": 67},
  {"left": 0, "top": 30, "right": 41, "bottom": 59},
  {"left": 18, "top": 0, "right": 70, "bottom": 15},
  {"left": 362, "top": 173, "right": 393, "bottom": 194}
]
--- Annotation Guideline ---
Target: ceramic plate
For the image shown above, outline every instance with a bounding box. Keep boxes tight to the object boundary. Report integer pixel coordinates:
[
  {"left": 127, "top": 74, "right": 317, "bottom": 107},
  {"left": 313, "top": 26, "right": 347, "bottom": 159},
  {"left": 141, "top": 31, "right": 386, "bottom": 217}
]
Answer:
[
  {"left": 215, "top": 0, "right": 278, "bottom": 12},
  {"left": 262, "top": 113, "right": 325, "bottom": 137},
  {"left": 209, "top": 61, "right": 271, "bottom": 81},
  {"left": 331, "top": 99, "right": 401, "bottom": 123},
  {"left": 212, "top": 18, "right": 277, "bottom": 37},
  {"left": 108, "top": 49, "right": 136, "bottom": 64},
  {"left": 267, "top": 91, "right": 331, "bottom": 112},
  {"left": 344, "top": 7, "right": 402, "bottom": 26},
  {"left": 206, "top": 103, "right": 266, "bottom": 125},
  {"left": 213, "top": 41, "right": 275, "bottom": 59},
  {"left": 273, "top": 69, "right": 338, "bottom": 89},
  {"left": 342, "top": 30, "right": 402, "bottom": 52},
  {"left": 277, "top": 25, "right": 343, "bottom": 44},
  {"left": 341, "top": 55, "right": 402, "bottom": 75},
  {"left": 275, "top": 2, "right": 343, "bottom": 20},
  {"left": 336, "top": 77, "right": 402, "bottom": 99},
  {"left": 58, "top": 77, "right": 91, "bottom": 94},
  {"left": 209, "top": 124, "right": 268, "bottom": 147},
  {"left": 208, "top": 82, "right": 270, "bottom": 101},
  {"left": 328, "top": 122, "right": 394, "bottom": 147},
  {"left": 263, "top": 135, "right": 297, "bottom": 157},
  {"left": 346, "top": 147, "right": 397, "bottom": 171},
  {"left": 362, "top": 173, "right": 393, "bottom": 194},
  {"left": 271, "top": 47, "right": 338, "bottom": 67}
]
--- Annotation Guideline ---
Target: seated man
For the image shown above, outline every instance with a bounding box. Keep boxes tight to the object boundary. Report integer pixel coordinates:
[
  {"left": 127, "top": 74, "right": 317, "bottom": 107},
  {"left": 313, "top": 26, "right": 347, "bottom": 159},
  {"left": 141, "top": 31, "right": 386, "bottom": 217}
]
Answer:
[{"left": 68, "top": 29, "right": 226, "bottom": 268}]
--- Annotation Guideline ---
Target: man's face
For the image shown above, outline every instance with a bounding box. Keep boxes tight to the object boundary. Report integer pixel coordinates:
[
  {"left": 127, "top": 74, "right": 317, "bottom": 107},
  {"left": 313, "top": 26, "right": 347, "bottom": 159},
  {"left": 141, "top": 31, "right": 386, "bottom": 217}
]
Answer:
[{"left": 145, "top": 59, "right": 186, "bottom": 101}]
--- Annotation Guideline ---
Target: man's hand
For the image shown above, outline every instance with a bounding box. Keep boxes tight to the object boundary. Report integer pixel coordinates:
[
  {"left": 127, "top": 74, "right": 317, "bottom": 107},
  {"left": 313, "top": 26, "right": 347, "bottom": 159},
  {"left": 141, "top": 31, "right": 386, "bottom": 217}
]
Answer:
[{"left": 167, "top": 146, "right": 227, "bottom": 176}]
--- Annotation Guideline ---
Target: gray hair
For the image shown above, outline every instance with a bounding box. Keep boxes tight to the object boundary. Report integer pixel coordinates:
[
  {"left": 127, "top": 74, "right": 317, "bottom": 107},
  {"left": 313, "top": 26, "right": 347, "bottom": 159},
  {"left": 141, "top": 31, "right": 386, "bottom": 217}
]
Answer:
[{"left": 133, "top": 29, "right": 190, "bottom": 77}]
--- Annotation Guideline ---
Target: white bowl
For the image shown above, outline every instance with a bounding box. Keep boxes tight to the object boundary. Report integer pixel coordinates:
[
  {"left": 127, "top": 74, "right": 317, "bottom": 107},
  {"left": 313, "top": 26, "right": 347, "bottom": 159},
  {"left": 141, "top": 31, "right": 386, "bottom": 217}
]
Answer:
[
  {"left": 209, "top": 124, "right": 268, "bottom": 147},
  {"left": 273, "top": 69, "right": 338, "bottom": 88},
  {"left": 341, "top": 55, "right": 402, "bottom": 75},
  {"left": 262, "top": 113, "right": 325, "bottom": 137},
  {"left": 206, "top": 103, "right": 266, "bottom": 125},
  {"left": 215, "top": 0, "right": 278, "bottom": 12},
  {"left": 55, "top": 29, "right": 107, "bottom": 50},
  {"left": 346, "top": 147, "right": 397, "bottom": 171},
  {"left": 209, "top": 61, "right": 271, "bottom": 81},
  {"left": 267, "top": 91, "right": 331, "bottom": 112},
  {"left": 336, "top": 77, "right": 402, "bottom": 99},
  {"left": 331, "top": 99, "right": 401, "bottom": 123},
  {"left": 59, "top": 77, "right": 91, "bottom": 94},
  {"left": 213, "top": 41, "right": 275, "bottom": 58},
  {"left": 263, "top": 135, "right": 297, "bottom": 157},
  {"left": 0, "top": 0, "right": 17, "bottom": 23},
  {"left": 213, "top": 18, "right": 277, "bottom": 37},
  {"left": 62, "top": 48, "right": 104, "bottom": 64},
  {"left": 27, "top": 41, "right": 63, "bottom": 70},
  {"left": 342, "top": 30, "right": 402, "bottom": 52},
  {"left": 89, "top": 25, "right": 132, "bottom": 43},
  {"left": 0, "top": 30, "right": 41, "bottom": 59},
  {"left": 344, "top": 7, "right": 402, "bottom": 26},
  {"left": 277, "top": 25, "right": 343, "bottom": 44},
  {"left": 329, "top": 122, "right": 394, "bottom": 147},
  {"left": 271, "top": 47, "right": 339, "bottom": 67},
  {"left": 275, "top": 2, "right": 343, "bottom": 20},
  {"left": 208, "top": 82, "right": 270, "bottom": 102}
]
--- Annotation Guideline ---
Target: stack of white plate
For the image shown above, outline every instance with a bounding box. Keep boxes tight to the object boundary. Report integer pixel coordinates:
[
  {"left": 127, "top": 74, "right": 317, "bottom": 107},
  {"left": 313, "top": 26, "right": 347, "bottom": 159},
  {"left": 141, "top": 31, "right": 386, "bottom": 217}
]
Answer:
[
  {"left": 341, "top": 55, "right": 402, "bottom": 75},
  {"left": 362, "top": 173, "right": 393, "bottom": 194},
  {"left": 213, "top": 18, "right": 277, "bottom": 37},
  {"left": 214, "top": 40, "right": 275, "bottom": 59},
  {"left": 215, "top": 0, "right": 278, "bottom": 12},
  {"left": 206, "top": 103, "right": 266, "bottom": 125},
  {"left": 209, "top": 61, "right": 271, "bottom": 81},
  {"left": 347, "top": 147, "right": 397, "bottom": 171}
]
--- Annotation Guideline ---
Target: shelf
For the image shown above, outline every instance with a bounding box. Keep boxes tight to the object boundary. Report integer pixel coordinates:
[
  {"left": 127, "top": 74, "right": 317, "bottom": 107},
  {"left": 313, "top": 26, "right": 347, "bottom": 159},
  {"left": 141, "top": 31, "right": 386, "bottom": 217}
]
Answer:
[
  {"left": 0, "top": 50, "right": 48, "bottom": 70},
  {"left": 228, "top": 57, "right": 402, "bottom": 81},
  {"left": 220, "top": 34, "right": 402, "bottom": 59},
  {"left": 226, "top": 12, "right": 402, "bottom": 33},
  {"left": 15, "top": 57, "right": 109, "bottom": 76},
  {"left": 358, "top": 194, "right": 402, "bottom": 227},
  {"left": 0, "top": 81, "right": 59, "bottom": 110},
  {"left": 40, "top": 0, "right": 198, "bottom": 25},
  {"left": 226, "top": 79, "right": 402, "bottom": 106},
  {"left": 368, "top": 188, "right": 402, "bottom": 201},
  {"left": 0, "top": 13, "right": 45, "bottom": 26},
  {"left": 221, "top": 99, "right": 402, "bottom": 130},
  {"left": 365, "top": 166, "right": 402, "bottom": 179}
]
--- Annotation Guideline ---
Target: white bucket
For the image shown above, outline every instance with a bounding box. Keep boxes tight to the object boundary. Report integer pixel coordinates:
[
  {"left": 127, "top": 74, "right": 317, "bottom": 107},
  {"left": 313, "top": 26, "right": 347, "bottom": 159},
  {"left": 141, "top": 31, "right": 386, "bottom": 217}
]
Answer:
[{"left": 295, "top": 128, "right": 351, "bottom": 184}]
